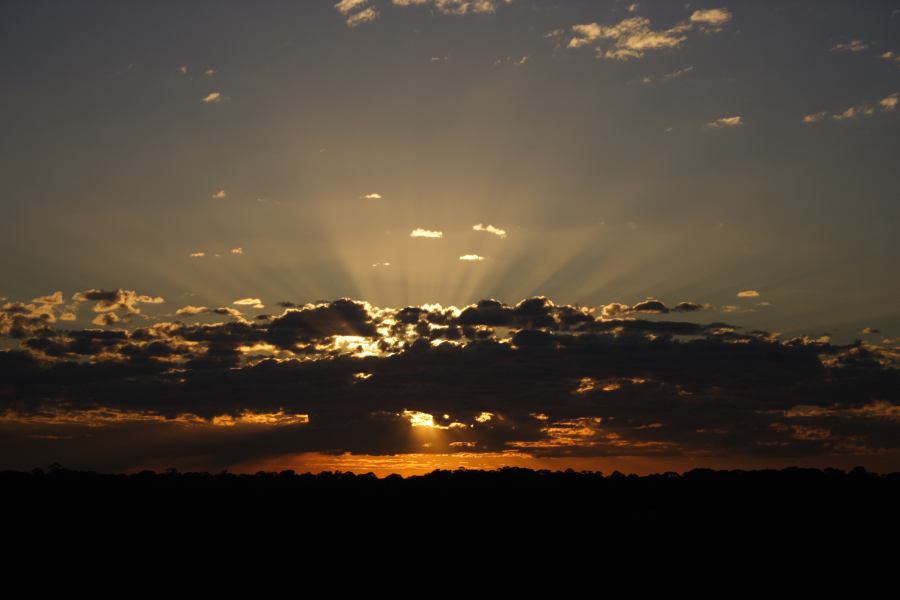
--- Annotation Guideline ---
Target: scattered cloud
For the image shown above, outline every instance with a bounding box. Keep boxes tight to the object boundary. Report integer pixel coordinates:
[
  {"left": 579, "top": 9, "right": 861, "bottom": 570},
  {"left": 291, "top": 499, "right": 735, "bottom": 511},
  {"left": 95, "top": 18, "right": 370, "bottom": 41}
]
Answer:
[
  {"left": 346, "top": 6, "right": 379, "bottom": 26},
  {"left": 879, "top": 51, "right": 900, "bottom": 66},
  {"left": 335, "top": 0, "right": 368, "bottom": 15},
  {"left": 689, "top": 8, "right": 733, "bottom": 29},
  {"left": 473, "top": 223, "right": 507, "bottom": 238},
  {"left": 190, "top": 252, "right": 205, "bottom": 258},
  {"left": 737, "top": 290, "right": 760, "bottom": 298},
  {"left": 567, "top": 9, "right": 731, "bottom": 60},
  {"left": 831, "top": 40, "right": 870, "bottom": 53},
  {"left": 410, "top": 228, "right": 443, "bottom": 239},
  {"left": 372, "top": 262, "right": 392, "bottom": 268},
  {"left": 833, "top": 103, "right": 876, "bottom": 121},
  {"left": 231, "top": 247, "right": 244, "bottom": 255},
  {"left": 234, "top": 298, "right": 265, "bottom": 309},
  {"left": 802, "top": 111, "right": 828, "bottom": 124},
  {"left": 391, "top": 0, "right": 509, "bottom": 16},
  {"left": 460, "top": 254, "right": 485, "bottom": 261},
  {"left": 212, "top": 190, "right": 227, "bottom": 199},
  {"left": 880, "top": 93, "right": 898, "bottom": 111},
  {"left": 202, "top": 92, "right": 222, "bottom": 104},
  {"left": 31, "top": 292, "right": 64, "bottom": 305},
  {"left": 704, "top": 116, "right": 743, "bottom": 129},
  {"left": 362, "top": 193, "right": 382, "bottom": 200}
]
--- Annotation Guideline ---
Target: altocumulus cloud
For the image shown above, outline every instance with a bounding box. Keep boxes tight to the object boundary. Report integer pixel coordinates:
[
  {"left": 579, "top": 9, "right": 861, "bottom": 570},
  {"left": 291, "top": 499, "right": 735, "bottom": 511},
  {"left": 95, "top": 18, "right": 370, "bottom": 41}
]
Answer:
[
  {"left": 563, "top": 8, "right": 732, "bottom": 60},
  {"left": 1, "top": 292, "right": 898, "bottom": 472}
]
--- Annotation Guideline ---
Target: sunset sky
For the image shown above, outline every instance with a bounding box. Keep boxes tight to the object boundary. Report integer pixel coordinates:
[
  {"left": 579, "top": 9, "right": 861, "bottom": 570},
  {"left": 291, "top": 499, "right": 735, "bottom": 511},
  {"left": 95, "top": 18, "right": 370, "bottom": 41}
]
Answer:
[{"left": 1, "top": 0, "right": 898, "bottom": 474}]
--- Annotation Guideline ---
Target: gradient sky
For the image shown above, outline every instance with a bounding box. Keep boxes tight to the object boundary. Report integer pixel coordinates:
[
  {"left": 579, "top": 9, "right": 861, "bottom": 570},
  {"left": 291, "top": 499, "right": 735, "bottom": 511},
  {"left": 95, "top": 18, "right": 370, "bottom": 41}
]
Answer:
[{"left": 1, "top": 1, "right": 899, "bottom": 474}]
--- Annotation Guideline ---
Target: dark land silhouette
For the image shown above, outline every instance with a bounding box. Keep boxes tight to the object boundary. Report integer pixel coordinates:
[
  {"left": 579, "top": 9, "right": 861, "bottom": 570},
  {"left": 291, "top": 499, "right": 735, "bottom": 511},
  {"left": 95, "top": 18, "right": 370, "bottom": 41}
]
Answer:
[{"left": 3, "top": 465, "right": 898, "bottom": 590}]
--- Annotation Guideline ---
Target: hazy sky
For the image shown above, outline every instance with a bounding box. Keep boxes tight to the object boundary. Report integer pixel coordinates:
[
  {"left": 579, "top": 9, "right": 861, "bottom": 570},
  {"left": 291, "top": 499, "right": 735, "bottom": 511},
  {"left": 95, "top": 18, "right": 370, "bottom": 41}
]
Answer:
[{"left": 1, "top": 1, "right": 899, "bottom": 474}]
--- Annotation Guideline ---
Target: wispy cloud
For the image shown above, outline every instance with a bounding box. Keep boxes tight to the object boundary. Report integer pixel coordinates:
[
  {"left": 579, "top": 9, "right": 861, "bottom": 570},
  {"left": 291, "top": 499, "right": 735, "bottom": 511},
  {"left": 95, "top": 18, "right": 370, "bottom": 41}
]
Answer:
[
  {"left": 704, "top": 115, "right": 743, "bottom": 129},
  {"left": 473, "top": 223, "right": 507, "bottom": 238},
  {"left": 410, "top": 228, "right": 443, "bottom": 239},
  {"left": 234, "top": 298, "right": 265, "bottom": 309},
  {"left": 802, "top": 111, "right": 828, "bottom": 124},
  {"left": 346, "top": 6, "right": 379, "bottom": 26},
  {"left": 831, "top": 40, "right": 870, "bottom": 52}
]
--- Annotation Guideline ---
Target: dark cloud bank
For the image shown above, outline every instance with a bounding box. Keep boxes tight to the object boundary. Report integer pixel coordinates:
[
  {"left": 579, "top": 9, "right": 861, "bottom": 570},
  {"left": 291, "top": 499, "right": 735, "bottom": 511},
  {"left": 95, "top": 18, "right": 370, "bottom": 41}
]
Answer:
[{"left": 1, "top": 294, "right": 899, "bottom": 472}]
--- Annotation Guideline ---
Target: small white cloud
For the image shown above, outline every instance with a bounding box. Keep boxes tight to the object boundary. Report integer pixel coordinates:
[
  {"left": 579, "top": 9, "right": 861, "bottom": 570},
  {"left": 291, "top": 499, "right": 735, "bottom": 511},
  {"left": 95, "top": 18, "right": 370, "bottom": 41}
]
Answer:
[
  {"left": 346, "top": 6, "right": 378, "bottom": 27},
  {"left": 704, "top": 115, "right": 743, "bottom": 129},
  {"left": 472, "top": 223, "right": 507, "bottom": 238},
  {"left": 362, "top": 192, "right": 382, "bottom": 200},
  {"left": 190, "top": 252, "right": 206, "bottom": 258},
  {"left": 231, "top": 247, "right": 244, "bottom": 255},
  {"left": 880, "top": 93, "right": 898, "bottom": 111},
  {"left": 689, "top": 8, "right": 733, "bottom": 27},
  {"left": 179, "top": 65, "right": 188, "bottom": 75},
  {"left": 410, "top": 228, "right": 443, "bottom": 239},
  {"left": 737, "top": 290, "right": 760, "bottom": 298},
  {"left": 459, "top": 254, "right": 485, "bottom": 261},
  {"left": 627, "top": 3, "right": 639, "bottom": 13},
  {"left": 831, "top": 40, "right": 869, "bottom": 52},
  {"left": 371, "top": 262, "right": 391, "bottom": 268},
  {"left": 234, "top": 298, "right": 265, "bottom": 309},
  {"left": 335, "top": 0, "right": 367, "bottom": 14},
  {"left": 212, "top": 189, "right": 227, "bottom": 199},
  {"left": 802, "top": 111, "right": 827, "bottom": 124},
  {"left": 832, "top": 104, "right": 875, "bottom": 120},
  {"left": 204, "top": 68, "right": 216, "bottom": 76},
  {"left": 202, "top": 92, "right": 222, "bottom": 104}
]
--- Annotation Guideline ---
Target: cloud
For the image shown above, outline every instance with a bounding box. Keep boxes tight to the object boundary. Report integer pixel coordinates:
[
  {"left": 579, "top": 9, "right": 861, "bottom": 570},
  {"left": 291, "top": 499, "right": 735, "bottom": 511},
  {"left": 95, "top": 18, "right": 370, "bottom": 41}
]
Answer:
[
  {"left": 190, "top": 252, "right": 206, "bottom": 258},
  {"left": 179, "top": 65, "right": 188, "bottom": 75},
  {"left": 231, "top": 247, "right": 244, "bottom": 255},
  {"left": 2, "top": 292, "right": 898, "bottom": 471},
  {"left": 362, "top": 193, "right": 382, "bottom": 200},
  {"left": 204, "top": 68, "right": 216, "bottom": 76},
  {"left": 346, "top": 6, "right": 379, "bottom": 26},
  {"left": 880, "top": 93, "right": 898, "bottom": 111},
  {"left": 459, "top": 254, "right": 485, "bottom": 261},
  {"left": 704, "top": 116, "right": 743, "bottom": 129},
  {"left": 72, "top": 289, "right": 164, "bottom": 315},
  {"left": 212, "top": 190, "right": 227, "bottom": 199},
  {"left": 567, "top": 10, "right": 730, "bottom": 60},
  {"left": 878, "top": 51, "right": 900, "bottom": 66},
  {"left": 737, "top": 290, "right": 760, "bottom": 298},
  {"left": 202, "top": 92, "right": 222, "bottom": 104},
  {"left": 372, "top": 262, "right": 391, "bottom": 268},
  {"left": 802, "top": 111, "right": 828, "bottom": 124},
  {"left": 335, "top": 0, "right": 368, "bottom": 15},
  {"left": 31, "top": 292, "right": 64, "bottom": 305},
  {"left": 831, "top": 40, "right": 870, "bottom": 52},
  {"left": 832, "top": 104, "right": 875, "bottom": 120},
  {"left": 472, "top": 223, "right": 507, "bottom": 238},
  {"left": 391, "top": 0, "right": 507, "bottom": 16},
  {"left": 234, "top": 298, "right": 265, "bottom": 309},
  {"left": 410, "top": 228, "right": 443, "bottom": 239},
  {"left": 689, "top": 8, "right": 732, "bottom": 27}
]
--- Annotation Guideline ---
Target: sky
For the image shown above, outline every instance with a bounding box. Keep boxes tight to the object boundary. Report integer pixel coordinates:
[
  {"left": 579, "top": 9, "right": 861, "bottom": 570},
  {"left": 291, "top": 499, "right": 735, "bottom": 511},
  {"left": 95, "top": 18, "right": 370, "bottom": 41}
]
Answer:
[{"left": 1, "top": 0, "right": 899, "bottom": 474}]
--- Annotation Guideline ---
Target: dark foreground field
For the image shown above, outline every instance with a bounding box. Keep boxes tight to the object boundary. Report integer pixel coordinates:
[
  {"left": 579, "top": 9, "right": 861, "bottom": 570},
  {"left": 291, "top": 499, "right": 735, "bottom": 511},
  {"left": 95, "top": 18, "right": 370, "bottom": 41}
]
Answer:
[{"left": 3, "top": 466, "right": 898, "bottom": 590}]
